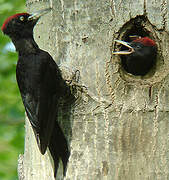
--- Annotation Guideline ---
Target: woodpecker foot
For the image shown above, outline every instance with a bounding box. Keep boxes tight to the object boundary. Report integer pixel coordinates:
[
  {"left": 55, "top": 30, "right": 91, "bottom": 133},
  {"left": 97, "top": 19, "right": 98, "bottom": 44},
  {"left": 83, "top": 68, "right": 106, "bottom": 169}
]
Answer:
[
  {"left": 66, "top": 70, "right": 87, "bottom": 97},
  {"left": 65, "top": 69, "right": 80, "bottom": 85}
]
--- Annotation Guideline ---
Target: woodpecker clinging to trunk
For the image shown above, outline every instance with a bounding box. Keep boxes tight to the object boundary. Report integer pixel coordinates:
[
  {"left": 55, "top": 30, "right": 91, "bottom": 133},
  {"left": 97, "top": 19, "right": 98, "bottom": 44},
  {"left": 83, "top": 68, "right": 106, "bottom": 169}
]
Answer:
[
  {"left": 113, "top": 36, "right": 157, "bottom": 76},
  {"left": 1, "top": 8, "right": 70, "bottom": 177}
]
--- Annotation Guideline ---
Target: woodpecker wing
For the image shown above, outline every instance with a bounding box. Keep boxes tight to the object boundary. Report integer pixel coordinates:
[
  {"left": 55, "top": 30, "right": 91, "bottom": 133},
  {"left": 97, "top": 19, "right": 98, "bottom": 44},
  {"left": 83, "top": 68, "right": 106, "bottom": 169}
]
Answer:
[{"left": 16, "top": 50, "right": 63, "bottom": 154}]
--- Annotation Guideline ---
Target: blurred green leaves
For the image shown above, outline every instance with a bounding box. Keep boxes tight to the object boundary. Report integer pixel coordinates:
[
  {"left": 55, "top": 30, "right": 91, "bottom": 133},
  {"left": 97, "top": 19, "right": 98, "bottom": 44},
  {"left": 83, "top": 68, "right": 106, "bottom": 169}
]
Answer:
[{"left": 0, "top": 0, "right": 26, "bottom": 179}]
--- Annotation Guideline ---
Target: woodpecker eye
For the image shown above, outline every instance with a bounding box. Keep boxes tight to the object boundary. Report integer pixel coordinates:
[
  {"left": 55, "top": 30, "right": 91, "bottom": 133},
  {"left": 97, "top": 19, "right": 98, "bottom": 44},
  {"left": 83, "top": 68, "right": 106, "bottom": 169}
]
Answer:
[
  {"left": 19, "top": 16, "right": 25, "bottom": 21},
  {"left": 135, "top": 45, "right": 141, "bottom": 50}
]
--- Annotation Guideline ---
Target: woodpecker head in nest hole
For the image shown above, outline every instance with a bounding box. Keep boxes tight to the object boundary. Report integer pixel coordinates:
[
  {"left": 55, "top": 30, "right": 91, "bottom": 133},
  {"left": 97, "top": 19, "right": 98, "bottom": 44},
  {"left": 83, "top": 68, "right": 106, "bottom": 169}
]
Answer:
[{"left": 113, "top": 36, "right": 157, "bottom": 76}]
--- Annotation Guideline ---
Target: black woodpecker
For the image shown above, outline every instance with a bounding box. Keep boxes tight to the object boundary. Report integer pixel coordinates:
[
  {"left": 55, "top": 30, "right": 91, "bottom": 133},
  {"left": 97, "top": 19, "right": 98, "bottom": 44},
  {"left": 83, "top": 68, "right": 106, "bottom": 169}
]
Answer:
[
  {"left": 1, "top": 8, "right": 70, "bottom": 177},
  {"left": 113, "top": 36, "right": 157, "bottom": 76}
]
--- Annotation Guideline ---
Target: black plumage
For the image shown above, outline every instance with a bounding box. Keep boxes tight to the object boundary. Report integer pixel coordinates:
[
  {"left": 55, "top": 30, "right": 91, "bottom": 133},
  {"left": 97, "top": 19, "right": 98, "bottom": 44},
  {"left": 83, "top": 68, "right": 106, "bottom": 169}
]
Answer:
[
  {"left": 113, "top": 37, "right": 157, "bottom": 76},
  {"left": 2, "top": 9, "right": 70, "bottom": 177}
]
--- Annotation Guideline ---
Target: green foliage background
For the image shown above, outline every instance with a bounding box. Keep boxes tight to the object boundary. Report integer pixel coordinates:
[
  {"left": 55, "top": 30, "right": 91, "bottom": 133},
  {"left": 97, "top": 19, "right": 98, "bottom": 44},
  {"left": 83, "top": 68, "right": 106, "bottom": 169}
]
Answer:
[{"left": 0, "top": 0, "right": 26, "bottom": 179}]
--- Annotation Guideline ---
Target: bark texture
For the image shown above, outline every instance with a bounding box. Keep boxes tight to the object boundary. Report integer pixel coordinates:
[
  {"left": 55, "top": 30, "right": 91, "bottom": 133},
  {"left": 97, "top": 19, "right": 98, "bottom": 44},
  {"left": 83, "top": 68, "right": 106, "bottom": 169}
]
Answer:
[{"left": 19, "top": 0, "right": 169, "bottom": 179}]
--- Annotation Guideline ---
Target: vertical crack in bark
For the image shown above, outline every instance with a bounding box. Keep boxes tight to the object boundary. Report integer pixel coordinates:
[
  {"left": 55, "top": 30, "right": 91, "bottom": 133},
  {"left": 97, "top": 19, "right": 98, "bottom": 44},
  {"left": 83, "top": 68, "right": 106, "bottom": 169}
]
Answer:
[
  {"left": 152, "top": 92, "right": 159, "bottom": 177},
  {"left": 92, "top": 110, "right": 98, "bottom": 177},
  {"left": 143, "top": 0, "right": 147, "bottom": 15},
  {"left": 47, "top": 0, "right": 53, "bottom": 9},
  {"left": 155, "top": 81, "right": 168, "bottom": 180},
  {"left": 95, "top": 62, "right": 105, "bottom": 176},
  {"left": 160, "top": 82, "right": 168, "bottom": 180},
  {"left": 115, "top": 105, "right": 124, "bottom": 180},
  {"left": 125, "top": 112, "right": 132, "bottom": 177},
  {"left": 110, "top": 0, "right": 116, "bottom": 17},
  {"left": 82, "top": 114, "right": 90, "bottom": 175},
  {"left": 103, "top": 107, "right": 110, "bottom": 172},
  {"left": 95, "top": 62, "right": 102, "bottom": 101},
  {"left": 60, "top": 0, "right": 65, "bottom": 19},
  {"left": 105, "top": 59, "right": 115, "bottom": 103},
  {"left": 161, "top": 0, "right": 167, "bottom": 30},
  {"left": 161, "top": 134, "right": 168, "bottom": 180}
]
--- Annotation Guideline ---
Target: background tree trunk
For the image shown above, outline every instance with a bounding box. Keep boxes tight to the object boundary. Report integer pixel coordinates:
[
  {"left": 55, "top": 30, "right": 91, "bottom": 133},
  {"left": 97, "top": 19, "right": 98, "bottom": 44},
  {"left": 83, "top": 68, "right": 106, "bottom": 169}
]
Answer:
[{"left": 18, "top": 0, "right": 169, "bottom": 179}]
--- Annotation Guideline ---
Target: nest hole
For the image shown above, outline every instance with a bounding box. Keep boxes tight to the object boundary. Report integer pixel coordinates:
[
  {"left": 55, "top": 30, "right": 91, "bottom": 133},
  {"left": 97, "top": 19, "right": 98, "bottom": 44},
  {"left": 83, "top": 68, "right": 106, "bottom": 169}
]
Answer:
[{"left": 117, "top": 16, "right": 157, "bottom": 76}]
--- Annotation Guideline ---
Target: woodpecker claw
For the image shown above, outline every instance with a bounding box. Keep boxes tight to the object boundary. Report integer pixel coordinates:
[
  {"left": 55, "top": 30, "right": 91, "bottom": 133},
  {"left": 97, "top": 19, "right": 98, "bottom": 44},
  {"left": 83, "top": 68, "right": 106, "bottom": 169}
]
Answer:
[{"left": 112, "top": 40, "right": 134, "bottom": 55}]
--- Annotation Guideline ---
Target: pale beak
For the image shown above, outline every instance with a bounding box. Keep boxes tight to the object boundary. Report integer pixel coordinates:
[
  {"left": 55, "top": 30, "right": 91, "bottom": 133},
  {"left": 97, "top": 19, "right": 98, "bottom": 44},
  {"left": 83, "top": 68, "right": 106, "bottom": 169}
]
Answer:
[
  {"left": 112, "top": 40, "right": 134, "bottom": 55},
  {"left": 28, "top": 8, "right": 52, "bottom": 21}
]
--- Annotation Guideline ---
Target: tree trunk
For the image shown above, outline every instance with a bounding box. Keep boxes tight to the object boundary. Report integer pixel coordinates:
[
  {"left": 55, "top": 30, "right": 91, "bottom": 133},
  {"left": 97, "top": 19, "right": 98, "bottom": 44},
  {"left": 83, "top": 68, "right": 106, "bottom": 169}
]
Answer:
[{"left": 18, "top": 0, "right": 169, "bottom": 179}]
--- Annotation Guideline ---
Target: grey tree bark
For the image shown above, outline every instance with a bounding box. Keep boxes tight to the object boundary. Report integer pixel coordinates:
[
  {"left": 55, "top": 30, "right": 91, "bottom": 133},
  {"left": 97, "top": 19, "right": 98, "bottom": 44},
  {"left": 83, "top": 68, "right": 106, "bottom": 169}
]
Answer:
[{"left": 18, "top": 0, "right": 169, "bottom": 179}]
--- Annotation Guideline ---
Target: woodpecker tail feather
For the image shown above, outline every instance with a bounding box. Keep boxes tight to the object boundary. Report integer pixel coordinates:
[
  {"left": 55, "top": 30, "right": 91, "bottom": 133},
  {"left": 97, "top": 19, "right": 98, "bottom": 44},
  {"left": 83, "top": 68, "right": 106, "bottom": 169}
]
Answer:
[{"left": 48, "top": 121, "right": 70, "bottom": 177}]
